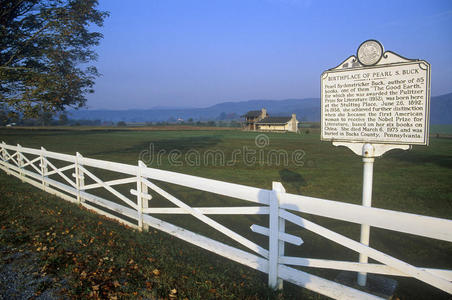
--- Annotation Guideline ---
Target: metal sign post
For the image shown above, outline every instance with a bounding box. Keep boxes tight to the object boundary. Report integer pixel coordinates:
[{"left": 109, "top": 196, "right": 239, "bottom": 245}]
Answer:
[
  {"left": 333, "top": 142, "right": 410, "bottom": 286},
  {"left": 321, "top": 39, "right": 430, "bottom": 289}
]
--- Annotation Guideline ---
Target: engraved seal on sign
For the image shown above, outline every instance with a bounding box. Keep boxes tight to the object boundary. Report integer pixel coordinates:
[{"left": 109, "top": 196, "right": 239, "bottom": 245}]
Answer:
[{"left": 357, "top": 40, "right": 383, "bottom": 66}]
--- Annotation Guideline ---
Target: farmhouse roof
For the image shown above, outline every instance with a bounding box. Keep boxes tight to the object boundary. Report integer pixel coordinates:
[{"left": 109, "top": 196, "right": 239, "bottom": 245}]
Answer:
[
  {"left": 241, "top": 110, "right": 262, "bottom": 118},
  {"left": 256, "top": 116, "right": 292, "bottom": 124}
]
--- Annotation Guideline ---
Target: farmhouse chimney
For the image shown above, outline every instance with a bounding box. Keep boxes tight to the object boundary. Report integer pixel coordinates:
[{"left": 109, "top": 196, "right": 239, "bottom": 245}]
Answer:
[{"left": 291, "top": 113, "right": 298, "bottom": 133}]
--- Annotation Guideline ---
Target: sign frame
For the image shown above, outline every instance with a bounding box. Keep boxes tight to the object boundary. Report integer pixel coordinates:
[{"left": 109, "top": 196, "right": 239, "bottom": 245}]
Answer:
[{"left": 320, "top": 46, "right": 431, "bottom": 146}]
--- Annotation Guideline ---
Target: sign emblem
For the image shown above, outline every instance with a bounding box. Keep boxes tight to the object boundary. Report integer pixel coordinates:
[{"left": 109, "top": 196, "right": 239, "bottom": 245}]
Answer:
[{"left": 357, "top": 40, "right": 383, "bottom": 66}]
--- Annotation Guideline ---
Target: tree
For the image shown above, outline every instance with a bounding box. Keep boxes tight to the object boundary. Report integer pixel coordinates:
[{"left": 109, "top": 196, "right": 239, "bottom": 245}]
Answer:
[
  {"left": 58, "top": 113, "right": 68, "bottom": 125},
  {"left": 38, "top": 111, "right": 53, "bottom": 126},
  {"left": 0, "top": 0, "right": 108, "bottom": 119}
]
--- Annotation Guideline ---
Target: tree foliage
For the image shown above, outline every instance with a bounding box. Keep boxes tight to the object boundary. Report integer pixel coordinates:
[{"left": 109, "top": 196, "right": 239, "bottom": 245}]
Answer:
[{"left": 0, "top": 0, "right": 108, "bottom": 120}]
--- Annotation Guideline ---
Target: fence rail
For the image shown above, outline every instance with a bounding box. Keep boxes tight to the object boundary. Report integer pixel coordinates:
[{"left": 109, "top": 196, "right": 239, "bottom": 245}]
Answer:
[{"left": 1, "top": 142, "right": 451, "bottom": 299}]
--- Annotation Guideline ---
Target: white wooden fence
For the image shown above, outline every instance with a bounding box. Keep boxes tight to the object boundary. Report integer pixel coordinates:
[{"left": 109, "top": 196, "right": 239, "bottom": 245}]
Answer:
[{"left": 0, "top": 142, "right": 451, "bottom": 299}]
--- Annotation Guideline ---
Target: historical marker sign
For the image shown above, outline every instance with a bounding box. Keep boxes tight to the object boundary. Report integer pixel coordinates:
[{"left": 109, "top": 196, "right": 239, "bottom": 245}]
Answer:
[{"left": 321, "top": 40, "right": 431, "bottom": 145}]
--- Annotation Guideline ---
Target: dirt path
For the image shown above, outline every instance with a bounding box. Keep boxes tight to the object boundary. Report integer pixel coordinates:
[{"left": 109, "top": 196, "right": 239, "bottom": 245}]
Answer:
[{"left": 0, "top": 246, "right": 66, "bottom": 299}]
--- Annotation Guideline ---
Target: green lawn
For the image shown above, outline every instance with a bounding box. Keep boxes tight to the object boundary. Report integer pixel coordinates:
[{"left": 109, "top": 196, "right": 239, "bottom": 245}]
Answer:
[
  {"left": 430, "top": 124, "right": 452, "bottom": 135},
  {"left": 0, "top": 127, "right": 451, "bottom": 299}
]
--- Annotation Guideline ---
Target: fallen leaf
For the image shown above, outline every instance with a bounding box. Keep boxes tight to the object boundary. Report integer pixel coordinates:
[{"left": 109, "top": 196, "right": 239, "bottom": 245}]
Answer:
[
  {"left": 170, "top": 288, "right": 177, "bottom": 294},
  {"left": 152, "top": 269, "right": 160, "bottom": 276},
  {"left": 92, "top": 285, "right": 99, "bottom": 291}
]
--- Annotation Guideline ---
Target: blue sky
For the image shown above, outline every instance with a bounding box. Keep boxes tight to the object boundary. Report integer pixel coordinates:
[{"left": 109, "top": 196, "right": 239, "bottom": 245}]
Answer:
[{"left": 87, "top": 0, "right": 452, "bottom": 110}]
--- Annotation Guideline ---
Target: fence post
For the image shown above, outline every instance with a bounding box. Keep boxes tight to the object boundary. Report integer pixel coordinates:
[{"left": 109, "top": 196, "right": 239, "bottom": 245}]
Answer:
[
  {"left": 40, "top": 147, "right": 48, "bottom": 188},
  {"left": 75, "top": 152, "right": 85, "bottom": 204},
  {"left": 1, "top": 142, "right": 8, "bottom": 175},
  {"left": 137, "top": 160, "right": 145, "bottom": 230},
  {"left": 273, "top": 182, "right": 286, "bottom": 290},
  {"left": 17, "top": 144, "right": 24, "bottom": 181},
  {"left": 141, "top": 164, "right": 149, "bottom": 232},
  {"left": 268, "top": 183, "right": 279, "bottom": 290}
]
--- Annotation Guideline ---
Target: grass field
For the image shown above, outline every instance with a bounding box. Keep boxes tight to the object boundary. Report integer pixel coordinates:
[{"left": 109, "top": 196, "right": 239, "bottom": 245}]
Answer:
[
  {"left": 0, "top": 127, "right": 451, "bottom": 299},
  {"left": 430, "top": 124, "right": 452, "bottom": 136}
]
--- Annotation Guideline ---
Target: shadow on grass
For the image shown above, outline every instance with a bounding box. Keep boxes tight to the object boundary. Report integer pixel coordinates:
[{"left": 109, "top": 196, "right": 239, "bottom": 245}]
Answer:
[{"left": 279, "top": 169, "right": 306, "bottom": 193}]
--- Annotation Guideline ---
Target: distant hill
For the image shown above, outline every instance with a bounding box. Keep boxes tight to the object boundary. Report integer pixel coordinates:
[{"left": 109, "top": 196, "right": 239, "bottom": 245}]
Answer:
[
  {"left": 68, "top": 93, "right": 452, "bottom": 124},
  {"left": 430, "top": 92, "right": 452, "bottom": 124}
]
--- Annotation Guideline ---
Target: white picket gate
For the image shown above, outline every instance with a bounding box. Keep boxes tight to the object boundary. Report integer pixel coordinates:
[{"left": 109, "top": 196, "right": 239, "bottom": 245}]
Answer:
[{"left": 0, "top": 142, "right": 451, "bottom": 299}]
